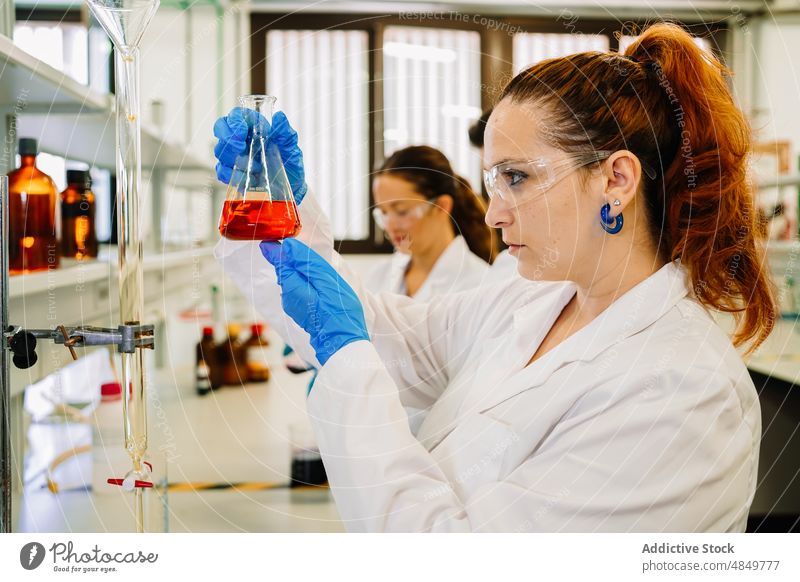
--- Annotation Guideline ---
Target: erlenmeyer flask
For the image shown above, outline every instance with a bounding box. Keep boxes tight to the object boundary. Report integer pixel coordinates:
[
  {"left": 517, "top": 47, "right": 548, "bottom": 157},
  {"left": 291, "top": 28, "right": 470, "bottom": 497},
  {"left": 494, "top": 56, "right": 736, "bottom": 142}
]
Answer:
[{"left": 219, "top": 95, "right": 302, "bottom": 241}]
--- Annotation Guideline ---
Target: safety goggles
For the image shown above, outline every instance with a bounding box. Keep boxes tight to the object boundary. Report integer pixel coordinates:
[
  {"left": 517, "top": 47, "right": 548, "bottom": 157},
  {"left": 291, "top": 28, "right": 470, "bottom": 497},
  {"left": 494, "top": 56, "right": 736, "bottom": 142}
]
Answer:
[
  {"left": 372, "top": 202, "right": 432, "bottom": 230},
  {"left": 482, "top": 150, "right": 657, "bottom": 206}
]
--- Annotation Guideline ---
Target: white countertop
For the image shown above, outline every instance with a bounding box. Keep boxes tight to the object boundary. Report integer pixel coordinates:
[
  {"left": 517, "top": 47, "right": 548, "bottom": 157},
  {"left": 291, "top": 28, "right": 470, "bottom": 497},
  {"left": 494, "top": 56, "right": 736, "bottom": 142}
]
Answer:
[{"left": 15, "top": 331, "right": 344, "bottom": 533}]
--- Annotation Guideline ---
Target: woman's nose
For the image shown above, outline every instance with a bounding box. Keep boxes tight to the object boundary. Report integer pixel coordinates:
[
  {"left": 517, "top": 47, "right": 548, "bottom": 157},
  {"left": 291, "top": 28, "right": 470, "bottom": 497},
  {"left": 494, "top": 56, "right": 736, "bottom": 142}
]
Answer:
[{"left": 485, "top": 196, "right": 513, "bottom": 229}]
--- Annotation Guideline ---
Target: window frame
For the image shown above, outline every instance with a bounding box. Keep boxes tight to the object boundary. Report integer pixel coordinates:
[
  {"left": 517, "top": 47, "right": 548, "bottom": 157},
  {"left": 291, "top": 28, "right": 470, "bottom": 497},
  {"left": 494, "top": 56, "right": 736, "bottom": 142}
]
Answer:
[
  {"left": 252, "top": 13, "right": 390, "bottom": 254},
  {"left": 14, "top": 6, "right": 83, "bottom": 23},
  {"left": 250, "top": 12, "right": 729, "bottom": 253}
]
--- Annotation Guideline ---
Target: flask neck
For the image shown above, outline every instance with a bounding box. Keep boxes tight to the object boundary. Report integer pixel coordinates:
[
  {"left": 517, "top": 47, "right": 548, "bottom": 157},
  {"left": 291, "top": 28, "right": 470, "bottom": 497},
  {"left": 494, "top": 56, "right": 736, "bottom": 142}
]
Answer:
[
  {"left": 238, "top": 95, "right": 276, "bottom": 136},
  {"left": 19, "top": 154, "right": 36, "bottom": 168}
]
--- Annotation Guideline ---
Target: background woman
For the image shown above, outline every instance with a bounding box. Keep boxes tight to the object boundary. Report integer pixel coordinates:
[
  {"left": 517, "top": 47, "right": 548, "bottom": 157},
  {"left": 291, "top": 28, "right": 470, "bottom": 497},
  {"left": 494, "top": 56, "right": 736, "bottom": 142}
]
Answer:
[{"left": 368, "top": 145, "right": 494, "bottom": 299}]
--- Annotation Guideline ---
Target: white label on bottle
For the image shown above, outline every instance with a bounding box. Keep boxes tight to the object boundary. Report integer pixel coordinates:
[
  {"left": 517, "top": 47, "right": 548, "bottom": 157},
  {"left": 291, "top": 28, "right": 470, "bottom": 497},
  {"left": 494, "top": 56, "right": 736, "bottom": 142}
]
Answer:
[
  {"left": 248, "top": 343, "right": 271, "bottom": 370},
  {"left": 196, "top": 362, "right": 212, "bottom": 391}
]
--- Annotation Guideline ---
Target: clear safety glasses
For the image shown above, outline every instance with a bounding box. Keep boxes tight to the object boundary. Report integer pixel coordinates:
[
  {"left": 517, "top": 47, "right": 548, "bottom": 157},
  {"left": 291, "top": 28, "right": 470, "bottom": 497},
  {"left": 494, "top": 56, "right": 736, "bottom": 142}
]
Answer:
[
  {"left": 372, "top": 202, "right": 432, "bottom": 230},
  {"left": 482, "top": 150, "right": 657, "bottom": 207}
]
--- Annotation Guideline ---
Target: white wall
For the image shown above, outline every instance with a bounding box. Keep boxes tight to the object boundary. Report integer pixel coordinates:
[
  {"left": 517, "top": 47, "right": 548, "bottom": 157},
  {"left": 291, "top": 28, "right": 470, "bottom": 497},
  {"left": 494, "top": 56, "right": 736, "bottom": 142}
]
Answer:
[
  {"left": 139, "top": 3, "right": 248, "bottom": 166},
  {"left": 136, "top": 3, "right": 248, "bottom": 247},
  {"left": 140, "top": 7, "right": 189, "bottom": 149},
  {"left": 188, "top": 5, "right": 225, "bottom": 163},
  {"left": 750, "top": 17, "right": 800, "bottom": 167}
]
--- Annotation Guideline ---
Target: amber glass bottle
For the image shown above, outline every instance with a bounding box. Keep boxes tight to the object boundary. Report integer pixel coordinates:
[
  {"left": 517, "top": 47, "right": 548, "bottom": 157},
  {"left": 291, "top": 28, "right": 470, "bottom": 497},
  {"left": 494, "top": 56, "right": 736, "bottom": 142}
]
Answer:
[
  {"left": 220, "top": 324, "right": 246, "bottom": 386},
  {"left": 61, "top": 170, "right": 98, "bottom": 260},
  {"left": 196, "top": 326, "right": 223, "bottom": 395},
  {"left": 243, "top": 323, "right": 271, "bottom": 383},
  {"left": 7, "top": 138, "right": 59, "bottom": 273}
]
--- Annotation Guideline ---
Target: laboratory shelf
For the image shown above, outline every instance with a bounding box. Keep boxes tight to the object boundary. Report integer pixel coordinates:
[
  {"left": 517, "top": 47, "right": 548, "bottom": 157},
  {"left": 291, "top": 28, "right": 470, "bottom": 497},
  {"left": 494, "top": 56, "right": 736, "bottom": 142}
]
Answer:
[
  {"left": 9, "top": 259, "right": 111, "bottom": 298},
  {"left": 8, "top": 244, "right": 216, "bottom": 299},
  {"left": 0, "top": 33, "right": 111, "bottom": 113},
  {"left": 15, "top": 111, "right": 213, "bottom": 173},
  {"left": 0, "top": 34, "right": 212, "bottom": 179}
]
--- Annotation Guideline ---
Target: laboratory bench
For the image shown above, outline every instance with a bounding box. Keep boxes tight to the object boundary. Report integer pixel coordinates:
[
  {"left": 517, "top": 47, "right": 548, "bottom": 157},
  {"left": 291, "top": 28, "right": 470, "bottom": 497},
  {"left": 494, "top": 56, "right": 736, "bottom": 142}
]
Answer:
[
  {"left": 5, "top": 244, "right": 346, "bottom": 532},
  {"left": 7, "top": 243, "right": 218, "bottom": 397},
  {"left": 14, "top": 339, "right": 343, "bottom": 533}
]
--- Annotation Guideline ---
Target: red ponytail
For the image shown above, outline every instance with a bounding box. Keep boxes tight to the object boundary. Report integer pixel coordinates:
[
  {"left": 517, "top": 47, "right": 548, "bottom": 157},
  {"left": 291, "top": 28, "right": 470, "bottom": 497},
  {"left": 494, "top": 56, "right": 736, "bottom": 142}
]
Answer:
[{"left": 501, "top": 22, "right": 776, "bottom": 352}]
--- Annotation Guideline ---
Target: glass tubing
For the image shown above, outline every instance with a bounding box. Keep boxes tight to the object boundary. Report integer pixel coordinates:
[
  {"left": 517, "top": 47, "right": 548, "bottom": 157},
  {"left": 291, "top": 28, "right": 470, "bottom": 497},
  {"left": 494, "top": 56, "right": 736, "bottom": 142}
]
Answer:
[{"left": 87, "top": 0, "right": 159, "bottom": 533}]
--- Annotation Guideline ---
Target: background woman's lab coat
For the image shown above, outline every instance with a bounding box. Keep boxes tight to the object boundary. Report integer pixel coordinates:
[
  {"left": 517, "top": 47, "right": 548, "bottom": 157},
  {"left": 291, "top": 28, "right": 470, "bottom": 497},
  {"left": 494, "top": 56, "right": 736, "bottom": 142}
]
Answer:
[
  {"left": 364, "top": 236, "right": 488, "bottom": 300},
  {"left": 363, "top": 235, "right": 488, "bottom": 432},
  {"left": 216, "top": 193, "right": 760, "bottom": 532}
]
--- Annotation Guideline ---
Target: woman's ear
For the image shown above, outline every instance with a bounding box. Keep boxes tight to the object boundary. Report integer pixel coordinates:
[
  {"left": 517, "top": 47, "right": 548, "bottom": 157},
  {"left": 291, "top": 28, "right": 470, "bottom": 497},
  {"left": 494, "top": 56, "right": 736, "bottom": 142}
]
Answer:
[
  {"left": 602, "top": 150, "right": 643, "bottom": 217},
  {"left": 436, "top": 194, "right": 454, "bottom": 216}
]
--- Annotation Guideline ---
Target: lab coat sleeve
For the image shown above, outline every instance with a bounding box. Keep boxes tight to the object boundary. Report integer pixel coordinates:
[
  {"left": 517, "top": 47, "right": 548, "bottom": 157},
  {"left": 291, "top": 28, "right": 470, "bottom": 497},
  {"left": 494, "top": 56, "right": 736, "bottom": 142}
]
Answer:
[
  {"left": 339, "top": 270, "right": 519, "bottom": 411},
  {"left": 309, "top": 341, "right": 756, "bottom": 532},
  {"left": 308, "top": 340, "right": 473, "bottom": 531},
  {"left": 216, "top": 192, "right": 511, "bottom": 409}
]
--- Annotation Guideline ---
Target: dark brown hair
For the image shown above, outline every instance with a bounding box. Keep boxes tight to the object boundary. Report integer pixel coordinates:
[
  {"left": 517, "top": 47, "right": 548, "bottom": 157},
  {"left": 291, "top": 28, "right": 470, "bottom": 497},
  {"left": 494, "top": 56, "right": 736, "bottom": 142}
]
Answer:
[
  {"left": 468, "top": 109, "right": 492, "bottom": 149},
  {"left": 500, "top": 22, "right": 776, "bottom": 351},
  {"left": 377, "top": 145, "right": 495, "bottom": 263}
]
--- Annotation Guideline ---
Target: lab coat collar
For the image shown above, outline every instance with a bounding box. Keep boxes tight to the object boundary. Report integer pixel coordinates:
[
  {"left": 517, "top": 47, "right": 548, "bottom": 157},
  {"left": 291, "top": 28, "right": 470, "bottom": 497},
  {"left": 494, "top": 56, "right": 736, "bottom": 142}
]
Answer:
[
  {"left": 514, "top": 261, "right": 688, "bottom": 361},
  {"left": 478, "top": 261, "right": 690, "bottom": 412},
  {"left": 389, "top": 236, "right": 472, "bottom": 298},
  {"left": 387, "top": 248, "right": 411, "bottom": 294}
]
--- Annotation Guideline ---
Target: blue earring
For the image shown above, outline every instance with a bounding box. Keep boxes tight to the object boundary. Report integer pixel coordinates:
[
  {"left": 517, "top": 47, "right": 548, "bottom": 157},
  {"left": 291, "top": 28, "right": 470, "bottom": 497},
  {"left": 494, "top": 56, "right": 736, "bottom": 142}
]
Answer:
[{"left": 600, "top": 202, "right": 623, "bottom": 234}]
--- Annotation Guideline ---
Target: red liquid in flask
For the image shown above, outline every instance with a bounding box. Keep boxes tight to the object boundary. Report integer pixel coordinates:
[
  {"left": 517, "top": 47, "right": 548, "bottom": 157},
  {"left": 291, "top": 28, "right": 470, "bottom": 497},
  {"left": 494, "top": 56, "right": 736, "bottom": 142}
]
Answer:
[{"left": 219, "top": 199, "right": 302, "bottom": 241}]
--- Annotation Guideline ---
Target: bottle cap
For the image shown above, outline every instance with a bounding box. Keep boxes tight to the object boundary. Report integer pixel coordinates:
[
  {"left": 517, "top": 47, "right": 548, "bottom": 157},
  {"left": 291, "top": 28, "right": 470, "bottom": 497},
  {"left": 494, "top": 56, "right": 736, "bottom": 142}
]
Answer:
[
  {"left": 18, "top": 138, "right": 38, "bottom": 156},
  {"left": 100, "top": 382, "right": 122, "bottom": 401},
  {"left": 202, "top": 326, "right": 214, "bottom": 336},
  {"left": 227, "top": 323, "right": 241, "bottom": 337},
  {"left": 251, "top": 323, "right": 264, "bottom": 336},
  {"left": 66, "top": 169, "right": 92, "bottom": 188}
]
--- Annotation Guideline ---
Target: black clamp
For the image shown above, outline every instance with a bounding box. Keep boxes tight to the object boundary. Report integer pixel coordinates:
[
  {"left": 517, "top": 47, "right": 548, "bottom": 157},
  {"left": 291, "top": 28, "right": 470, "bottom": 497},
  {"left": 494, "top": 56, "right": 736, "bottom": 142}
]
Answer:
[{"left": 4, "top": 324, "right": 155, "bottom": 369}]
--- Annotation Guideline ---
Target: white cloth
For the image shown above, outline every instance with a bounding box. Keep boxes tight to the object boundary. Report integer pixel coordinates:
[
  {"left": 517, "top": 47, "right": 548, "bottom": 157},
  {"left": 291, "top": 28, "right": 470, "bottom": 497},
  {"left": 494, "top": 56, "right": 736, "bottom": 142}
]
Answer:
[
  {"left": 364, "top": 236, "right": 489, "bottom": 300},
  {"left": 23, "top": 348, "right": 112, "bottom": 421},
  {"left": 216, "top": 193, "right": 760, "bottom": 532}
]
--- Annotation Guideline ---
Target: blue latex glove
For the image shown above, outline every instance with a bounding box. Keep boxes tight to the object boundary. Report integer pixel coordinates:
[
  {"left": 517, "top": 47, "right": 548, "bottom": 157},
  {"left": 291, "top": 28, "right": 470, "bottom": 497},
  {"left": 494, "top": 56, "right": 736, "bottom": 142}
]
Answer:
[
  {"left": 260, "top": 239, "right": 370, "bottom": 367},
  {"left": 213, "top": 107, "right": 308, "bottom": 204}
]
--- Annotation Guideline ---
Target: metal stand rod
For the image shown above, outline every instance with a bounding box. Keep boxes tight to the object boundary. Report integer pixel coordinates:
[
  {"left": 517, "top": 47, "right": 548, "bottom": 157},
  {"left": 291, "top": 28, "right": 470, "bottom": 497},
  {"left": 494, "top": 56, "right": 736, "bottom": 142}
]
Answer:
[{"left": 1, "top": 176, "right": 11, "bottom": 532}]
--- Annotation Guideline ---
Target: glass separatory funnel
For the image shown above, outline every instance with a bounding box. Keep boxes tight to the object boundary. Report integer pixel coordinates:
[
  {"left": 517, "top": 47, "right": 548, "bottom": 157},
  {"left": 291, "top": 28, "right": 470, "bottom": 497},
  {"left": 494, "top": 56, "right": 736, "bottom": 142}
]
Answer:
[
  {"left": 219, "top": 95, "right": 302, "bottom": 241},
  {"left": 86, "top": 0, "right": 161, "bottom": 533}
]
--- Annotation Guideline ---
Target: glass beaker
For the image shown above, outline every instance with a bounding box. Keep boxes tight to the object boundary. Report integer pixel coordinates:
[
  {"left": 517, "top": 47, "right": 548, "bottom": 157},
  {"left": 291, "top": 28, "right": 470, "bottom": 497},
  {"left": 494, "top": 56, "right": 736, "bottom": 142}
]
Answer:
[
  {"left": 219, "top": 95, "right": 302, "bottom": 241},
  {"left": 288, "top": 421, "right": 329, "bottom": 503}
]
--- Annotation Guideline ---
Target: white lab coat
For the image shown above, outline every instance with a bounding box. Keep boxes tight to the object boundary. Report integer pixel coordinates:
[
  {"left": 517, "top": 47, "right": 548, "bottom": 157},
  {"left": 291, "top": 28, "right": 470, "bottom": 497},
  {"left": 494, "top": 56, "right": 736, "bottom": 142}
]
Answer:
[
  {"left": 216, "top": 193, "right": 760, "bottom": 532},
  {"left": 364, "top": 236, "right": 488, "bottom": 299}
]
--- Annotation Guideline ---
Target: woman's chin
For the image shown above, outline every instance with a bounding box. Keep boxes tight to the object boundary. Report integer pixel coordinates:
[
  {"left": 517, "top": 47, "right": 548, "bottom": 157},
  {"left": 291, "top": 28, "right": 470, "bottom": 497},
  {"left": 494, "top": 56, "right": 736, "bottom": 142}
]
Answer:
[{"left": 517, "top": 260, "right": 559, "bottom": 282}]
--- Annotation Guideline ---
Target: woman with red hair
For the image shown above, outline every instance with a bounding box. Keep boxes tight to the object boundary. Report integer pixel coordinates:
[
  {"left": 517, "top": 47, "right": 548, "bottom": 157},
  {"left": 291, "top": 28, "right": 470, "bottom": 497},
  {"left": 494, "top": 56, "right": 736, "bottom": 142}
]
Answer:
[{"left": 216, "top": 23, "right": 776, "bottom": 531}]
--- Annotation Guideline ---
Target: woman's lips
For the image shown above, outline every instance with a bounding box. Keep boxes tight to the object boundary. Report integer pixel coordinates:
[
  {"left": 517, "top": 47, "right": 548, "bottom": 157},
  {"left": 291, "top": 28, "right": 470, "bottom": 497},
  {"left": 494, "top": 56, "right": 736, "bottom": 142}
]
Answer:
[{"left": 507, "top": 244, "right": 523, "bottom": 255}]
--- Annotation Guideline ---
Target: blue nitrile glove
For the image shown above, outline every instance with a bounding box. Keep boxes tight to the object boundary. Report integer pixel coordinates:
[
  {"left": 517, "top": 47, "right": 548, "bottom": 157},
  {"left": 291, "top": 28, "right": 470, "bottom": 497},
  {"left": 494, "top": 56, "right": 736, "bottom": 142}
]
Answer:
[
  {"left": 213, "top": 107, "right": 308, "bottom": 203},
  {"left": 260, "top": 238, "right": 369, "bottom": 367}
]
